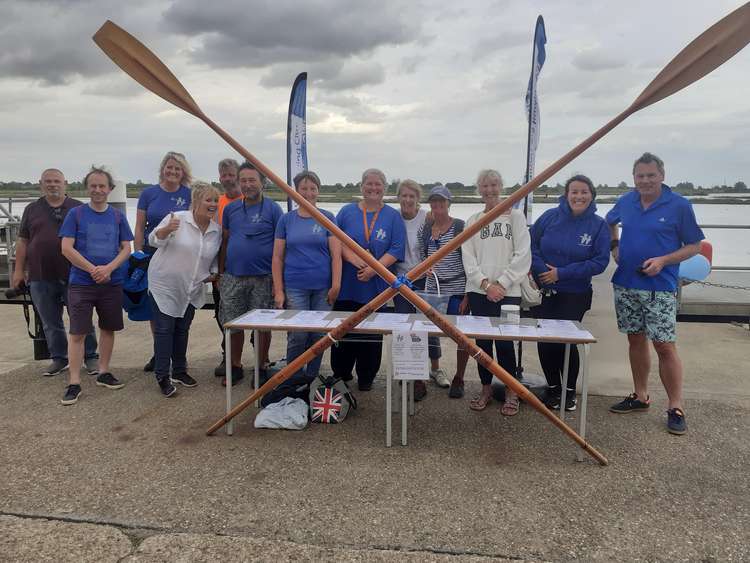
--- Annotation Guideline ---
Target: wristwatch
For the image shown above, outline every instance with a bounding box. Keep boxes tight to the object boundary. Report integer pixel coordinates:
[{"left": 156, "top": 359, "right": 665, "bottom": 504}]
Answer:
[{"left": 610, "top": 239, "right": 619, "bottom": 251}]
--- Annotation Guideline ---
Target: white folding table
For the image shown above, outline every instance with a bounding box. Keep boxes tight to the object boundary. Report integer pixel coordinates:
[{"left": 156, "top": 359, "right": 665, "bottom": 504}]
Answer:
[{"left": 223, "top": 310, "right": 596, "bottom": 461}]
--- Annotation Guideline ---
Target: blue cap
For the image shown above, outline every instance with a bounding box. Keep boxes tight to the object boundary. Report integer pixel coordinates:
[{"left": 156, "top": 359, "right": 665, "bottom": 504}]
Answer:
[{"left": 428, "top": 184, "right": 453, "bottom": 201}]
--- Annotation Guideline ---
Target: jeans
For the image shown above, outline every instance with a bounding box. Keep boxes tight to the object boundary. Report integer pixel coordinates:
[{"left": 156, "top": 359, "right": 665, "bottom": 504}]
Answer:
[
  {"left": 29, "top": 280, "right": 98, "bottom": 361},
  {"left": 285, "top": 287, "right": 331, "bottom": 381},
  {"left": 149, "top": 294, "right": 195, "bottom": 382}
]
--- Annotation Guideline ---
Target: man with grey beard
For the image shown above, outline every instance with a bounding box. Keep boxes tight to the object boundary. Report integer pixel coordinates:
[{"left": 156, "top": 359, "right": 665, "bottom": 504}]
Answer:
[{"left": 12, "top": 168, "right": 98, "bottom": 376}]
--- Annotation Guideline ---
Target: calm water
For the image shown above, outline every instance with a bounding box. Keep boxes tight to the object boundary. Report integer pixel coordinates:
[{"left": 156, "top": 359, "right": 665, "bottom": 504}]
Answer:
[{"left": 6, "top": 197, "right": 749, "bottom": 267}]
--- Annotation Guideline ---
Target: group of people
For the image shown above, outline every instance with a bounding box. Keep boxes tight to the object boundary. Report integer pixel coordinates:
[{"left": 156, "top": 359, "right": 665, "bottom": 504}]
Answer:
[{"left": 12, "top": 151, "right": 703, "bottom": 434}]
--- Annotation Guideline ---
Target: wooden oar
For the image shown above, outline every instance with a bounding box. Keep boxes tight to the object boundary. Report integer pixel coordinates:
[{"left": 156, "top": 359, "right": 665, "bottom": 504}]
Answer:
[{"left": 204, "top": 1, "right": 750, "bottom": 439}]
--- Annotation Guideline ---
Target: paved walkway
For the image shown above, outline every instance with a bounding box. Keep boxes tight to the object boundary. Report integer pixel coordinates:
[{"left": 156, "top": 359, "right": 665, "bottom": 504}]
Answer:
[{"left": 1, "top": 272, "right": 749, "bottom": 561}]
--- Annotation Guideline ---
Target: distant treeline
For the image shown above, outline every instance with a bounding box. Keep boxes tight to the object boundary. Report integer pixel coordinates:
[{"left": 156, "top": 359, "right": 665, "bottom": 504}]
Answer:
[{"left": 1, "top": 179, "right": 748, "bottom": 201}]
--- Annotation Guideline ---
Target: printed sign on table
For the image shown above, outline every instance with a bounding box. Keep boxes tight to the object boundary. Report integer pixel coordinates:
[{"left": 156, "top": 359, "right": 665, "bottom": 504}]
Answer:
[{"left": 392, "top": 330, "right": 428, "bottom": 380}]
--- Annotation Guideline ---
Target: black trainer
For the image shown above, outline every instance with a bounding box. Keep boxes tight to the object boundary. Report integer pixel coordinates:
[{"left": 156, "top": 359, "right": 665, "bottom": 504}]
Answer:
[
  {"left": 171, "top": 372, "right": 197, "bottom": 387},
  {"left": 610, "top": 393, "right": 650, "bottom": 413},
  {"left": 61, "top": 384, "right": 82, "bottom": 405},
  {"left": 213, "top": 358, "right": 226, "bottom": 377},
  {"left": 43, "top": 359, "right": 69, "bottom": 377},
  {"left": 564, "top": 389, "right": 577, "bottom": 412},
  {"left": 158, "top": 378, "right": 177, "bottom": 398},
  {"left": 667, "top": 408, "right": 687, "bottom": 435},
  {"left": 143, "top": 356, "right": 155, "bottom": 372},
  {"left": 96, "top": 372, "right": 125, "bottom": 390},
  {"left": 541, "top": 386, "right": 562, "bottom": 409}
]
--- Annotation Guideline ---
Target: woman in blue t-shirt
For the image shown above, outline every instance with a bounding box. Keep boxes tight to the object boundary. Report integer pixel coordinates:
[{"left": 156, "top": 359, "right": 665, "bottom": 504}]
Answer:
[
  {"left": 272, "top": 171, "right": 341, "bottom": 383},
  {"left": 332, "top": 168, "right": 406, "bottom": 391},
  {"left": 530, "top": 174, "right": 610, "bottom": 411},
  {"left": 135, "top": 151, "right": 193, "bottom": 371}
]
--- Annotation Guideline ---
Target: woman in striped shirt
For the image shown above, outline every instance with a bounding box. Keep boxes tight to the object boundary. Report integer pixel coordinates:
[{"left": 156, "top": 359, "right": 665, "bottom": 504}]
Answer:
[{"left": 417, "top": 185, "right": 469, "bottom": 398}]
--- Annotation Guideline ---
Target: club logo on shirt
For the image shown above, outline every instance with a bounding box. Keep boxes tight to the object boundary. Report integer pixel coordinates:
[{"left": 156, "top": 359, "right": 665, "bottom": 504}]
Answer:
[
  {"left": 659, "top": 217, "right": 666, "bottom": 222},
  {"left": 312, "top": 223, "right": 323, "bottom": 234},
  {"left": 375, "top": 228, "right": 386, "bottom": 241},
  {"left": 578, "top": 233, "right": 592, "bottom": 246},
  {"left": 174, "top": 196, "right": 188, "bottom": 208},
  {"left": 251, "top": 213, "right": 262, "bottom": 223}
]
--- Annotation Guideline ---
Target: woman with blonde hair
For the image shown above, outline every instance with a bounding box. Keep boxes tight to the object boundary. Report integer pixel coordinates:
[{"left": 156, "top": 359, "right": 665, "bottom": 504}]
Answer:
[
  {"left": 135, "top": 151, "right": 193, "bottom": 371},
  {"left": 147, "top": 182, "right": 221, "bottom": 397},
  {"left": 462, "top": 169, "right": 531, "bottom": 416}
]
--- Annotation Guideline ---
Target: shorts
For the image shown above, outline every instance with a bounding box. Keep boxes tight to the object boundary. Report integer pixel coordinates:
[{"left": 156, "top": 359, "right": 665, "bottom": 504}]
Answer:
[
  {"left": 613, "top": 284, "right": 677, "bottom": 342},
  {"left": 219, "top": 273, "right": 273, "bottom": 327},
  {"left": 68, "top": 284, "right": 124, "bottom": 334}
]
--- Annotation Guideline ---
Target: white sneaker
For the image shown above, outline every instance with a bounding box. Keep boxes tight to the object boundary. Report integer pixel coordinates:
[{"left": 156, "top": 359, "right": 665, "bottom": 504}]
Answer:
[{"left": 430, "top": 368, "right": 450, "bottom": 388}]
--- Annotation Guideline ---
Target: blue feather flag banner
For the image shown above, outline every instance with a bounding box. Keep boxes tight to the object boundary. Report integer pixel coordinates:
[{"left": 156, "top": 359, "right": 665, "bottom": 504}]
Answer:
[
  {"left": 520, "top": 15, "right": 547, "bottom": 224},
  {"left": 286, "top": 72, "right": 308, "bottom": 211}
]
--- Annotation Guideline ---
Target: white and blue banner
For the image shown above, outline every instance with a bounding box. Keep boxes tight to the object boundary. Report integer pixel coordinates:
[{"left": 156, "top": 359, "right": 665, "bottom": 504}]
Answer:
[
  {"left": 286, "top": 72, "right": 308, "bottom": 211},
  {"left": 520, "top": 15, "right": 547, "bottom": 224}
]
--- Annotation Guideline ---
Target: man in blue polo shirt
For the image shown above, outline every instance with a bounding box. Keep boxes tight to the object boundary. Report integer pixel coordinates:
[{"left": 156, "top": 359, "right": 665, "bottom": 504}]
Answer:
[
  {"left": 219, "top": 161, "right": 283, "bottom": 386},
  {"left": 606, "top": 152, "right": 703, "bottom": 435}
]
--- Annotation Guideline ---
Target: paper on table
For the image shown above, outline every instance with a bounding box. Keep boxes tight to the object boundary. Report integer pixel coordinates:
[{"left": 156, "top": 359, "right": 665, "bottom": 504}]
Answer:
[
  {"left": 292, "top": 310, "right": 331, "bottom": 324},
  {"left": 232, "top": 309, "right": 283, "bottom": 325},
  {"left": 499, "top": 324, "right": 538, "bottom": 338},
  {"left": 456, "top": 315, "right": 493, "bottom": 332},
  {"left": 360, "top": 320, "right": 413, "bottom": 332},
  {"left": 375, "top": 312, "right": 410, "bottom": 323},
  {"left": 412, "top": 319, "right": 439, "bottom": 332}
]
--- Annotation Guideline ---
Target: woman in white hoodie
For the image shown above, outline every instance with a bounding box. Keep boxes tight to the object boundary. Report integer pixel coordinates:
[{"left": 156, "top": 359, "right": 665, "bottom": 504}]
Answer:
[{"left": 462, "top": 169, "right": 531, "bottom": 416}]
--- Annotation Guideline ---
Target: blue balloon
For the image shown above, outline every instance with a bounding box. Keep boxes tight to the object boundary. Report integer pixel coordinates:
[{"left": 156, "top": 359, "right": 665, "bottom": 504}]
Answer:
[{"left": 679, "top": 254, "right": 711, "bottom": 281}]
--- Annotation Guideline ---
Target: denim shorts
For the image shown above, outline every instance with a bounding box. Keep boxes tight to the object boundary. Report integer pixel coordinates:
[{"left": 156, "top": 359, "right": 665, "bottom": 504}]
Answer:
[{"left": 613, "top": 285, "right": 677, "bottom": 342}]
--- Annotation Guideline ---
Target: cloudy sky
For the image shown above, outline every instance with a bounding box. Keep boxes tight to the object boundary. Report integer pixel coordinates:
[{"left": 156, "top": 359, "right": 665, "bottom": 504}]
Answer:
[{"left": 1, "top": 0, "right": 748, "bottom": 188}]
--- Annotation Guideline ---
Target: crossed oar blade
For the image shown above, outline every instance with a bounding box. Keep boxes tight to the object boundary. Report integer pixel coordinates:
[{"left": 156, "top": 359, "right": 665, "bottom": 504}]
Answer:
[
  {"left": 632, "top": 2, "right": 750, "bottom": 112},
  {"left": 93, "top": 20, "right": 202, "bottom": 118}
]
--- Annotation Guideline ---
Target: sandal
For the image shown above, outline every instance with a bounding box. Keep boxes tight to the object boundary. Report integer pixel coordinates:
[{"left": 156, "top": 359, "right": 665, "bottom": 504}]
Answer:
[
  {"left": 469, "top": 394, "right": 492, "bottom": 411},
  {"left": 501, "top": 391, "right": 520, "bottom": 417}
]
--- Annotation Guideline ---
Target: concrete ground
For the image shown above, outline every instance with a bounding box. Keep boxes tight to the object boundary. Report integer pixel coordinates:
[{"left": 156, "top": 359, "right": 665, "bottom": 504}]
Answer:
[{"left": 1, "top": 271, "right": 749, "bottom": 562}]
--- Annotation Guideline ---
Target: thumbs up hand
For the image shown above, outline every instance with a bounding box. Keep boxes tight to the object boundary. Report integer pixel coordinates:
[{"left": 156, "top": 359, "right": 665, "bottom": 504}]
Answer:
[{"left": 165, "top": 211, "right": 180, "bottom": 234}]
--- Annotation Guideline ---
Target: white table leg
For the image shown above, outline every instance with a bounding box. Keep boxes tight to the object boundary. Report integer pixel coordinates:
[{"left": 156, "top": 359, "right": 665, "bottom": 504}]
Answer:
[
  {"left": 577, "top": 343, "right": 591, "bottom": 463},
  {"left": 385, "top": 335, "right": 392, "bottom": 448},
  {"left": 409, "top": 380, "right": 415, "bottom": 416},
  {"left": 225, "top": 327, "right": 233, "bottom": 436},
  {"left": 560, "top": 343, "right": 571, "bottom": 423},
  {"left": 401, "top": 377, "right": 408, "bottom": 446},
  {"left": 254, "top": 328, "right": 260, "bottom": 408}
]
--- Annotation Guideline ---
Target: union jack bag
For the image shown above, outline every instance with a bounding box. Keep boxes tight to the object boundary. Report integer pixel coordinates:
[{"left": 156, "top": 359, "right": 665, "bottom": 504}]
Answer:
[{"left": 309, "top": 376, "right": 357, "bottom": 424}]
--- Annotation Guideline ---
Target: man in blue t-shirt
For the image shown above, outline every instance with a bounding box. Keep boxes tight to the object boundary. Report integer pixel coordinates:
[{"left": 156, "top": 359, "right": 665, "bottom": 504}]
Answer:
[
  {"left": 218, "top": 161, "right": 284, "bottom": 386},
  {"left": 59, "top": 167, "right": 134, "bottom": 406},
  {"left": 606, "top": 153, "right": 704, "bottom": 435}
]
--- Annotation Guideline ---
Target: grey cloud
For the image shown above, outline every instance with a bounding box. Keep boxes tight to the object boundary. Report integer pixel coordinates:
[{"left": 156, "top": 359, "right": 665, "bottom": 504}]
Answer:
[
  {"left": 400, "top": 55, "right": 425, "bottom": 74},
  {"left": 164, "top": 0, "right": 420, "bottom": 67},
  {"left": 314, "top": 93, "right": 388, "bottom": 124},
  {"left": 0, "top": 1, "right": 170, "bottom": 85},
  {"left": 572, "top": 49, "right": 627, "bottom": 72},
  {"left": 259, "top": 60, "right": 385, "bottom": 91},
  {"left": 472, "top": 31, "right": 529, "bottom": 60}
]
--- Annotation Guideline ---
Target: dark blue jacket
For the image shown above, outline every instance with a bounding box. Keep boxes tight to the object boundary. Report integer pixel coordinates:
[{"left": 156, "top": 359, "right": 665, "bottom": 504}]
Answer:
[{"left": 530, "top": 196, "right": 610, "bottom": 293}]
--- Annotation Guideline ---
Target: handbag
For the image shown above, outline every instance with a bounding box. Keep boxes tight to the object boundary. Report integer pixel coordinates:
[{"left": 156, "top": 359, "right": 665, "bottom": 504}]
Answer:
[
  {"left": 520, "top": 273, "right": 542, "bottom": 309},
  {"left": 309, "top": 376, "right": 357, "bottom": 423}
]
